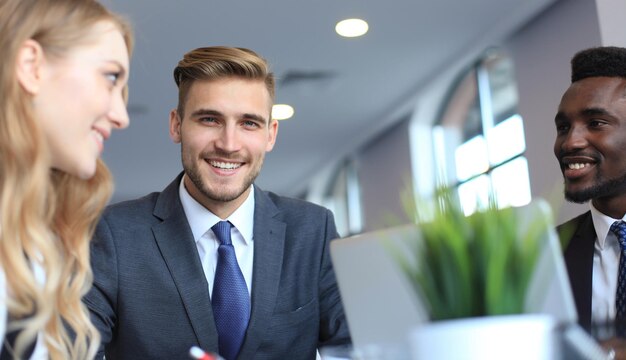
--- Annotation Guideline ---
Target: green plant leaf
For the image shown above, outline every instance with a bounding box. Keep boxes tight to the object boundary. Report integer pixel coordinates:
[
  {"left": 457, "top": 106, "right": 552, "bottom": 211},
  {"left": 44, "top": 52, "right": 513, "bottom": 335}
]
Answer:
[{"left": 392, "top": 185, "right": 544, "bottom": 320}]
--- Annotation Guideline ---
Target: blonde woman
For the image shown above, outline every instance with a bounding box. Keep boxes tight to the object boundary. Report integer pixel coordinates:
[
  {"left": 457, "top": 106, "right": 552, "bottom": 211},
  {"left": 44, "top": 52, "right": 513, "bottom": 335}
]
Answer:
[{"left": 0, "top": 0, "right": 132, "bottom": 358}]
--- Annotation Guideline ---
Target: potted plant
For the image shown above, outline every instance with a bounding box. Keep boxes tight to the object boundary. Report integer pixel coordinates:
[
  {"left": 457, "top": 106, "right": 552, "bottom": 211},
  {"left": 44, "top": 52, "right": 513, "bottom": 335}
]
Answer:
[{"left": 394, "top": 187, "right": 561, "bottom": 359}]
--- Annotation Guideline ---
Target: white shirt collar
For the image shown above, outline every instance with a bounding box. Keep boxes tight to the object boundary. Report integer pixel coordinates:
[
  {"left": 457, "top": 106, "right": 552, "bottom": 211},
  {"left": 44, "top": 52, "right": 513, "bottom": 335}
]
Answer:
[
  {"left": 178, "top": 175, "right": 255, "bottom": 245},
  {"left": 228, "top": 187, "right": 255, "bottom": 245},
  {"left": 590, "top": 202, "right": 626, "bottom": 250}
]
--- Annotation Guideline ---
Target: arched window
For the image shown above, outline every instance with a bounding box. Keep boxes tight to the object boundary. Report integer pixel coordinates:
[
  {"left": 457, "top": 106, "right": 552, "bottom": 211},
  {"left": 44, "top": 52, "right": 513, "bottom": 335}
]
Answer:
[
  {"left": 324, "top": 159, "right": 363, "bottom": 237},
  {"left": 306, "top": 158, "right": 363, "bottom": 237},
  {"left": 433, "top": 50, "right": 531, "bottom": 214}
]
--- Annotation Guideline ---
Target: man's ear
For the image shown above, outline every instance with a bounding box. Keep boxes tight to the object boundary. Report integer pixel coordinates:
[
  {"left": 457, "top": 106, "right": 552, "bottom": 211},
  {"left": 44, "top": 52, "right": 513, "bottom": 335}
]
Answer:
[
  {"left": 15, "top": 39, "right": 46, "bottom": 95},
  {"left": 169, "top": 109, "right": 182, "bottom": 143},
  {"left": 265, "top": 118, "right": 279, "bottom": 152}
]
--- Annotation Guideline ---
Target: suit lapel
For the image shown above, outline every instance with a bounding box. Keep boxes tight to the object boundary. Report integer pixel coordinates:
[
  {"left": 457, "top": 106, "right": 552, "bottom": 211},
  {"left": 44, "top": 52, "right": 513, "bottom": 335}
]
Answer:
[
  {"left": 562, "top": 211, "right": 595, "bottom": 329},
  {"left": 238, "top": 188, "right": 286, "bottom": 359},
  {"left": 151, "top": 175, "right": 219, "bottom": 351}
]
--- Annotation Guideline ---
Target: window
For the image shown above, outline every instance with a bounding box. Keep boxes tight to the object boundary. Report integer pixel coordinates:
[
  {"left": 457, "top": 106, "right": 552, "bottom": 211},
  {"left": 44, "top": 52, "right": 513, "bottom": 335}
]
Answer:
[
  {"left": 433, "top": 50, "right": 531, "bottom": 214},
  {"left": 314, "top": 159, "right": 363, "bottom": 237}
]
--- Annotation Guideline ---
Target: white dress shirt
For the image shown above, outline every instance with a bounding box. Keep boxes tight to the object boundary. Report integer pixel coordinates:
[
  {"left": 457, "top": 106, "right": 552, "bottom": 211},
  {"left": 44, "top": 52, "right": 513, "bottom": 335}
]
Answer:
[
  {"left": 178, "top": 176, "right": 255, "bottom": 298},
  {"left": 590, "top": 203, "right": 626, "bottom": 323}
]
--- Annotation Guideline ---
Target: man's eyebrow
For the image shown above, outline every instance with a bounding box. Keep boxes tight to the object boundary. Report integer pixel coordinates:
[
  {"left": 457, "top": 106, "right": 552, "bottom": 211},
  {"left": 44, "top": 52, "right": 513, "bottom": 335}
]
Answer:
[
  {"left": 580, "top": 107, "right": 611, "bottom": 117},
  {"left": 555, "top": 107, "right": 613, "bottom": 122},
  {"left": 242, "top": 113, "right": 268, "bottom": 124},
  {"left": 555, "top": 111, "right": 567, "bottom": 122},
  {"left": 190, "top": 109, "right": 223, "bottom": 117}
]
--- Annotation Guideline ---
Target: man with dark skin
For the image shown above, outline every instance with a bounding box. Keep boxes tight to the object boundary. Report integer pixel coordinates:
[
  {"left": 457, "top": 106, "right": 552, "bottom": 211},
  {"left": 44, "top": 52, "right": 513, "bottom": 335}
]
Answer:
[{"left": 556, "top": 46, "right": 626, "bottom": 359}]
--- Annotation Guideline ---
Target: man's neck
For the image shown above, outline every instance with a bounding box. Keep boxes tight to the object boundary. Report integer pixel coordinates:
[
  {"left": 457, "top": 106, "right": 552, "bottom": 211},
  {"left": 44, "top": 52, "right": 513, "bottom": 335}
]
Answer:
[
  {"left": 208, "top": 189, "right": 251, "bottom": 219},
  {"left": 592, "top": 196, "right": 626, "bottom": 219}
]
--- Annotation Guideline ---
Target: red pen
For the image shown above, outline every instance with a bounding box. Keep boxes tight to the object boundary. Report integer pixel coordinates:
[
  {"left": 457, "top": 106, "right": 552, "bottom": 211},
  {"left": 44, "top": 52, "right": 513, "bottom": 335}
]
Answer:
[{"left": 188, "top": 346, "right": 222, "bottom": 360}]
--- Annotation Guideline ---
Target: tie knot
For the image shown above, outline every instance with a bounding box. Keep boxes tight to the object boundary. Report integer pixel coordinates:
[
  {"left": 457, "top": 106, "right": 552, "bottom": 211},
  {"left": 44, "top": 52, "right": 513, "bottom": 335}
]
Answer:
[
  {"left": 212, "top": 221, "right": 232, "bottom": 245},
  {"left": 611, "top": 220, "right": 626, "bottom": 249}
]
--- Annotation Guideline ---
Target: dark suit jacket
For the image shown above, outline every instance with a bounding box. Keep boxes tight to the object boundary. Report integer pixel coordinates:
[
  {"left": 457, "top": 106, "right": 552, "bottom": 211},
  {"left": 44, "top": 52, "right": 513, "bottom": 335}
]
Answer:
[
  {"left": 85, "top": 174, "right": 351, "bottom": 359},
  {"left": 558, "top": 211, "right": 595, "bottom": 329}
]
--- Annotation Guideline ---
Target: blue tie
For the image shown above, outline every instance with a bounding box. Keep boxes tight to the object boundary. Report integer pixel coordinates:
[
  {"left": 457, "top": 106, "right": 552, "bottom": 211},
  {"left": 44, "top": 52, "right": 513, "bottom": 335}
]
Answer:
[
  {"left": 611, "top": 220, "right": 626, "bottom": 319},
  {"left": 211, "top": 221, "right": 250, "bottom": 360}
]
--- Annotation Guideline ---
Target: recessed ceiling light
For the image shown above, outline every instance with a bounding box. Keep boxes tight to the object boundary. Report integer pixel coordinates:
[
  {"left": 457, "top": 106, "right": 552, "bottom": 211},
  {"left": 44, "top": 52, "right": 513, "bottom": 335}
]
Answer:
[
  {"left": 335, "top": 18, "right": 369, "bottom": 38},
  {"left": 272, "top": 104, "right": 294, "bottom": 120}
]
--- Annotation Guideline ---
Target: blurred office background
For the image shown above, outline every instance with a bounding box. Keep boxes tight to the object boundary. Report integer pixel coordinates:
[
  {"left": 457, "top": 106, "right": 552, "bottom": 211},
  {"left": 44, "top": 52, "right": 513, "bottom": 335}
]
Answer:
[{"left": 101, "top": 0, "right": 624, "bottom": 237}]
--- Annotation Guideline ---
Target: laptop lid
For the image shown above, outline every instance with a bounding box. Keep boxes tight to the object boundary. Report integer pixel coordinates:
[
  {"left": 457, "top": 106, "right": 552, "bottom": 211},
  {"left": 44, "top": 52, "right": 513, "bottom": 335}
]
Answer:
[
  {"left": 330, "top": 199, "right": 577, "bottom": 351},
  {"left": 330, "top": 224, "right": 427, "bottom": 351}
]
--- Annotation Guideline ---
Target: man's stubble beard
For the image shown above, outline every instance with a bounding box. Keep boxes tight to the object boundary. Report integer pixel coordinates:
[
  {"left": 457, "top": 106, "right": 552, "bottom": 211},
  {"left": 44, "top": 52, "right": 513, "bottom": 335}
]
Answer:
[
  {"left": 182, "top": 147, "right": 265, "bottom": 203},
  {"left": 564, "top": 170, "right": 626, "bottom": 204}
]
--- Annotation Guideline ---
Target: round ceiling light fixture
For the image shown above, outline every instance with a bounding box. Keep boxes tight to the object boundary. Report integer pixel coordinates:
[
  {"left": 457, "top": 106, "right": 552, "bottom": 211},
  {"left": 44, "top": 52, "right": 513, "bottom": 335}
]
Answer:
[
  {"left": 335, "top": 18, "right": 369, "bottom": 38},
  {"left": 272, "top": 104, "right": 294, "bottom": 120}
]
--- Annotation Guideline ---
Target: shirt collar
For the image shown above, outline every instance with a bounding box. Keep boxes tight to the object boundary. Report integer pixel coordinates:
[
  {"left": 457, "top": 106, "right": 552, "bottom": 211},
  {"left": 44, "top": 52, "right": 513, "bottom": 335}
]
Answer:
[
  {"left": 178, "top": 175, "right": 255, "bottom": 245},
  {"left": 228, "top": 186, "right": 255, "bottom": 245},
  {"left": 591, "top": 202, "right": 626, "bottom": 250}
]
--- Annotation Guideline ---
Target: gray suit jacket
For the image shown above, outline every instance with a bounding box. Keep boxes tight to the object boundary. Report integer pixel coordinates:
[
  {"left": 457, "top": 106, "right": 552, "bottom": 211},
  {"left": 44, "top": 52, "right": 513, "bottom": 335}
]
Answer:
[{"left": 85, "top": 174, "right": 351, "bottom": 359}]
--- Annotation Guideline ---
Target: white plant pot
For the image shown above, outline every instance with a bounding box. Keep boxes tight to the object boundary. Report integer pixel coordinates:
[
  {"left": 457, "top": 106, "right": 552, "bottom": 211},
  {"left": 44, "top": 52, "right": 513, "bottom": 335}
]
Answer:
[{"left": 409, "top": 314, "right": 558, "bottom": 360}]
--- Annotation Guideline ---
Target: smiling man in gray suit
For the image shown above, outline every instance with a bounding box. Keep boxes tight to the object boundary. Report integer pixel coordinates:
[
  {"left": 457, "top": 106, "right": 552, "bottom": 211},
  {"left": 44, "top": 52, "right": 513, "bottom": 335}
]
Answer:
[{"left": 85, "top": 46, "right": 351, "bottom": 359}]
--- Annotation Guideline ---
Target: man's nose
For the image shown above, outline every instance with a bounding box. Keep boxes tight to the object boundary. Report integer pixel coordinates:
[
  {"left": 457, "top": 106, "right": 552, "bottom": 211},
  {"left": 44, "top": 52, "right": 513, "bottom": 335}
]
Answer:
[
  {"left": 215, "top": 124, "right": 241, "bottom": 153},
  {"left": 560, "top": 126, "right": 588, "bottom": 152}
]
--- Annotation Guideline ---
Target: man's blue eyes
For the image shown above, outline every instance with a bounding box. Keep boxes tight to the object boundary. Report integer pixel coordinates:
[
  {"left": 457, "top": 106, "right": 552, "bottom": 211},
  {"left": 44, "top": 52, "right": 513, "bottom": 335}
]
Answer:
[{"left": 198, "top": 119, "right": 260, "bottom": 127}]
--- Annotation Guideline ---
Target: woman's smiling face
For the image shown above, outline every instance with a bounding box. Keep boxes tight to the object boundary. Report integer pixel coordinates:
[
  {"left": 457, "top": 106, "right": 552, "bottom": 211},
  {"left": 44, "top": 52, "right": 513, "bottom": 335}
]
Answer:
[{"left": 33, "top": 20, "right": 130, "bottom": 179}]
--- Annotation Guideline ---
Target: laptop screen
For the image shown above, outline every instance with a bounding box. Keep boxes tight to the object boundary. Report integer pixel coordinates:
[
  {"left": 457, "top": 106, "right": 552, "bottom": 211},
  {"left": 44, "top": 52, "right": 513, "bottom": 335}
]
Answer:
[{"left": 330, "top": 199, "right": 577, "bottom": 351}]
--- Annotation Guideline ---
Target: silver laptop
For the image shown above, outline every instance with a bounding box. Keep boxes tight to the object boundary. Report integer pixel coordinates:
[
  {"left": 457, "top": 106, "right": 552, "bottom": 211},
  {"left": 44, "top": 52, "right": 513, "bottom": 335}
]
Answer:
[{"left": 330, "top": 199, "right": 578, "bottom": 354}]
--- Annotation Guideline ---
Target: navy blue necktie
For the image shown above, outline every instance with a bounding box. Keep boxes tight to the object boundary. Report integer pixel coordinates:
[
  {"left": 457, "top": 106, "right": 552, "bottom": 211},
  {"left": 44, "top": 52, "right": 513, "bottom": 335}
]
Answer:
[
  {"left": 211, "top": 221, "right": 250, "bottom": 360},
  {"left": 611, "top": 220, "right": 626, "bottom": 319}
]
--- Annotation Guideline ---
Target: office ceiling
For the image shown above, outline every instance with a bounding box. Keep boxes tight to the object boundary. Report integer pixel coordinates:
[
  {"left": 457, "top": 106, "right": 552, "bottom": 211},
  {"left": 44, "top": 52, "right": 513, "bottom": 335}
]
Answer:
[{"left": 101, "top": 0, "right": 556, "bottom": 202}]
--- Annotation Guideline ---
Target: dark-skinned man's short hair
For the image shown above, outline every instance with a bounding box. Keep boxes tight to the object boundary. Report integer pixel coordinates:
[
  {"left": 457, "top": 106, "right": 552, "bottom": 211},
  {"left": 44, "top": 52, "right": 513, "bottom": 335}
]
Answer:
[{"left": 571, "top": 46, "right": 626, "bottom": 83}]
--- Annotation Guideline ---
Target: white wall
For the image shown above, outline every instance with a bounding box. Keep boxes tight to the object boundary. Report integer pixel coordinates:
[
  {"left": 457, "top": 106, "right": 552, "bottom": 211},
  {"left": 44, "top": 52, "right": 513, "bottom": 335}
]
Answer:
[
  {"left": 357, "top": 118, "right": 413, "bottom": 232},
  {"left": 595, "top": 0, "right": 626, "bottom": 47},
  {"left": 508, "top": 0, "right": 602, "bottom": 223},
  {"left": 306, "top": 0, "right": 611, "bottom": 230}
]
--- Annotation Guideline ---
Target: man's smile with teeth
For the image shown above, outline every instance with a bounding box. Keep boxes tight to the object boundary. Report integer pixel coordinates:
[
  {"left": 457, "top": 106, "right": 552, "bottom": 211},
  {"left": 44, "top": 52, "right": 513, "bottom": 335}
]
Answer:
[
  {"left": 210, "top": 160, "right": 242, "bottom": 170},
  {"left": 568, "top": 163, "right": 591, "bottom": 170}
]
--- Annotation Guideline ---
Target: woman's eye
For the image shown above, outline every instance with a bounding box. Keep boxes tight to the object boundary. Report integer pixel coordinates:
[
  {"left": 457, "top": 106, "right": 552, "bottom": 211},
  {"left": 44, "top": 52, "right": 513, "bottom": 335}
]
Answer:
[{"left": 105, "top": 72, "right": 120, "bottom": 85}]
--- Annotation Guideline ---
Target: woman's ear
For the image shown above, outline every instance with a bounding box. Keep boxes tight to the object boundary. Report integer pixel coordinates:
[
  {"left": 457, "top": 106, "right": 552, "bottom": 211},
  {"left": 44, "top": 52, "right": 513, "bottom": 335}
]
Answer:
[{"left": 15, "top": 39, "right": 45, "bottom": 95}]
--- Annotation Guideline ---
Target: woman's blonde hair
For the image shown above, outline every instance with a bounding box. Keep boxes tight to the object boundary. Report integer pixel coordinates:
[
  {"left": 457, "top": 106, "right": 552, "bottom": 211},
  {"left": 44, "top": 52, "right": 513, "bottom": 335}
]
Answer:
[{"left": 0, "top": 0, "right": 132, "bottom": 358}]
